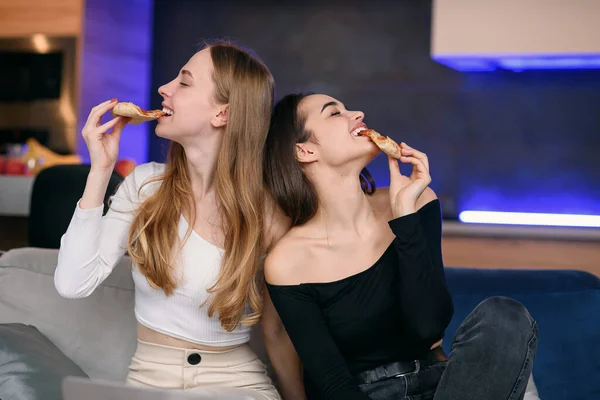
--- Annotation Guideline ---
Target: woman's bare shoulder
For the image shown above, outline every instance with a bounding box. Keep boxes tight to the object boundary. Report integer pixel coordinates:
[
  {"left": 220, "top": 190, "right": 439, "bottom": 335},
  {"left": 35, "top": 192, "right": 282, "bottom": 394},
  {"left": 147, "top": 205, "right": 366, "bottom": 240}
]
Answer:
[
  {"left": 263, "top": 197, "right": 292, "bottom": 252},
  {"left": 264, "top": 225, "right": 313, "bottom": 286}
]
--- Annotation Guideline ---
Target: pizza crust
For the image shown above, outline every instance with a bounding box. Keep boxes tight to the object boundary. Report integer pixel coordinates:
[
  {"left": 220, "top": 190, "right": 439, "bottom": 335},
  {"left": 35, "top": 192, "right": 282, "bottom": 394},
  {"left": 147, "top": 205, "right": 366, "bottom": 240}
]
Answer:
[
  {"left": 111, "top": 102, "right": 166, "bottom": 124},
  {"left": 359, "top": 129, "right": 402, "bottom": 159}
]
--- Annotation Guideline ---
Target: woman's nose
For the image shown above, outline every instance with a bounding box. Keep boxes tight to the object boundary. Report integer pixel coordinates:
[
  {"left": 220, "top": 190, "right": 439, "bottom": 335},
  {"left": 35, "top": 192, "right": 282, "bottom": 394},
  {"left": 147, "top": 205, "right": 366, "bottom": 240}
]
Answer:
[{"left": 158, "top": 82, "right": 172, "bottom": 98}]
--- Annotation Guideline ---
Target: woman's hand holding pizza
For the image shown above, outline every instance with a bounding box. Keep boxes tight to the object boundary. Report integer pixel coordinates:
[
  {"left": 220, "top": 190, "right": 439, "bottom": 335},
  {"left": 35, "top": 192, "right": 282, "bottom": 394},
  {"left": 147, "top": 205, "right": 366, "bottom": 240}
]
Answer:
[{"left": 388, "top": 143, "right": 432, "bottom": 218}]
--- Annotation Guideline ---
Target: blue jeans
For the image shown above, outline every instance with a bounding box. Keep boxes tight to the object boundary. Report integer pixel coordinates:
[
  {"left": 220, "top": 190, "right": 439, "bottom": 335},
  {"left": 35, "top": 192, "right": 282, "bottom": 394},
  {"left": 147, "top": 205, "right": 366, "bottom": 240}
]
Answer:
[{"left": 358, "top": 297, "right": 538, "bottom": 400}]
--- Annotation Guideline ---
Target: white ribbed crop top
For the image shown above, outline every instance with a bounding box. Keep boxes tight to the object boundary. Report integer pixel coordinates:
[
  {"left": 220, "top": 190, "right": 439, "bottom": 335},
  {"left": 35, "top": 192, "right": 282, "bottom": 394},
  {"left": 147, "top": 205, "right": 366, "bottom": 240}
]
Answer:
[{"left": 54, "top": 162, "right": 251, "bottom": 346}]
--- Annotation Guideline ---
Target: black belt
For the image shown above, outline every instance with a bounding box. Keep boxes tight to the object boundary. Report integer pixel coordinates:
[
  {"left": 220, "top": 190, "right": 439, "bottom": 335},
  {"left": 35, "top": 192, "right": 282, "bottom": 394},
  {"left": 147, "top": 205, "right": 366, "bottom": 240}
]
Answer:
[{"left": 356, "top": 346, "right": 447, "bottom": 385}]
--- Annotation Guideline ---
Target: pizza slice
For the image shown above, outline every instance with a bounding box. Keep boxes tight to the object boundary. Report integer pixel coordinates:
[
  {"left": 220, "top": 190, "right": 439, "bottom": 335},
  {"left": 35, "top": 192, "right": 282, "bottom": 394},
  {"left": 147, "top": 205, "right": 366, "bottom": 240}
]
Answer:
[
  {"left": 359, "top": 129, "right": 402, "bottom": 159},
  {"left": 111, "top": 102, "right": 166, "bottom": 124}
]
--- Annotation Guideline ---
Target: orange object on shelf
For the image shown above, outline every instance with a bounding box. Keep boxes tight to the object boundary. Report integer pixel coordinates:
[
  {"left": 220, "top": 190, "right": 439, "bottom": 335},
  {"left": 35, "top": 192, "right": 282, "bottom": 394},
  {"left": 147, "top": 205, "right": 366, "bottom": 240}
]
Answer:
[{"left": 20, "top": 138, "right": 81, "bottom": 175}]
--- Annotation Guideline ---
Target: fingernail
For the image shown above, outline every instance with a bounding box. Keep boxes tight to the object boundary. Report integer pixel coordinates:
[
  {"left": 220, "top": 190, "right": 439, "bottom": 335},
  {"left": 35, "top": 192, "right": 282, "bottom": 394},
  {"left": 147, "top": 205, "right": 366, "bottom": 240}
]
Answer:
[{"left": 111, "top": 98, "right": 117, "bottom": 103}]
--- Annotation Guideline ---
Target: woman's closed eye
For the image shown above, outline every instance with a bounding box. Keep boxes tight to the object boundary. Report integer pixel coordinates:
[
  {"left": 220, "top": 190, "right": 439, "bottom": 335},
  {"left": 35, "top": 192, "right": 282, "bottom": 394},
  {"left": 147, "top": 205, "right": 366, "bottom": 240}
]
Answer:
[
  {"left": 179, "top": 81, "right": 190, "bottom": 87},
  {"left": 330, "top": 110, "right": 341, "bottom": 117}
]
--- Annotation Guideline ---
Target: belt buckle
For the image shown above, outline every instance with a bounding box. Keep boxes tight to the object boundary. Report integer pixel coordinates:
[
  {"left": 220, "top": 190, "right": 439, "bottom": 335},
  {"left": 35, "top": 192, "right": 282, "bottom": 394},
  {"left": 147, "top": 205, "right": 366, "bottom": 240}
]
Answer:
[{"left": 394, "top": 360, "right": 420, "bottom": 378}]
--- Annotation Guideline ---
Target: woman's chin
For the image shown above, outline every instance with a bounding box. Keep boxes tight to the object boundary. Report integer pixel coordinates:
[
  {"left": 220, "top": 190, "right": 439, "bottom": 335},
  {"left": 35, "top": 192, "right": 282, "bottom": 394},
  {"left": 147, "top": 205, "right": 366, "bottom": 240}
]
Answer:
[
  {"left": 347, "top": 150, "right": 380, "bottom": 171},
  {"left": 154, "top": 125, "right": 171, "bottom": 139},
  {"left": 360, "top": 145, "right": 381, "bottom": 164}
]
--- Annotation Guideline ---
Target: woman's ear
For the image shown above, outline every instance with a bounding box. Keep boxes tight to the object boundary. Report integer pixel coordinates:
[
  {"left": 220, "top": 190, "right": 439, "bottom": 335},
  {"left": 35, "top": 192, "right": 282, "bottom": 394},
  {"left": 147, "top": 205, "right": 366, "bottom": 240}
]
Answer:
[
  {"left": 211, "top": 104, "right": 229, "bottom": 128},
  {"left": 296, "top": 143, "right": 317, "bottom": 163}
]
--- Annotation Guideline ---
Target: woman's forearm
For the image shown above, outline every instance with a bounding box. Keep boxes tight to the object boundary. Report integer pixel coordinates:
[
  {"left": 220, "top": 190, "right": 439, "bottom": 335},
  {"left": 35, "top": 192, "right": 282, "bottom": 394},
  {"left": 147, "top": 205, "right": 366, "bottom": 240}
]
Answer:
[
  {"left": 265, "top": 332, "right": 306, "bottom": 400},
  {"left": 261, "top": 288, "right": 307, "bottom": 400}
]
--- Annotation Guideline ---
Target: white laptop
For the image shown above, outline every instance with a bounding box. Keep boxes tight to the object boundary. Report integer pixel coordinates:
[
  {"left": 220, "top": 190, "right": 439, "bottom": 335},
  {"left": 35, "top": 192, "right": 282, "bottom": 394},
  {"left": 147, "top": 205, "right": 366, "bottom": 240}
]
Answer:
[{"left": 62, "top": 376, "right": 256, "bottom": 400}]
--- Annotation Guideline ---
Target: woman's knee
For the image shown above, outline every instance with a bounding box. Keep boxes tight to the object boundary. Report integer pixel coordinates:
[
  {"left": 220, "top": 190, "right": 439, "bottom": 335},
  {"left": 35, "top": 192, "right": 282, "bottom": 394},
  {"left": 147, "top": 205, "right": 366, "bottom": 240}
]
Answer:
[
  {"left": 477, "top": 296, "right": 533, "bottom": 324},
  {"left": 472, "top": 296, "right": 537, "bottom": 344}
]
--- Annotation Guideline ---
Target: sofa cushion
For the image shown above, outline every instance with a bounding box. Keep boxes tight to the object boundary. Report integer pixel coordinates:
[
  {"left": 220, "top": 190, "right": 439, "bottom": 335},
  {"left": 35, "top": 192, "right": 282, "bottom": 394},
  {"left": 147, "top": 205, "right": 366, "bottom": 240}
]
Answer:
[
  {"left": 0, "top": 247, "right": 274, "bottom": 383},
  {"left": 0, "top": 323, "right": 88, "bottom": 400},
  {"left": 0, "top": 247, "right": 134, "bottom": 291},
  {"left": 0, "top": 247, "right": 136, "bottom": 381},
  {"left": 443, "top": 268, "right": 600, "bottom": 400}
]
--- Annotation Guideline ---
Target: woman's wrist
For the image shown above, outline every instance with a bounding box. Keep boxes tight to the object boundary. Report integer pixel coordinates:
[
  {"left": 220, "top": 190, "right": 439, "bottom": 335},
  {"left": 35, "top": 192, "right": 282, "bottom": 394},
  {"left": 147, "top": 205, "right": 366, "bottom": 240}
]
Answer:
[
  {"left": 393, "top": 203, "right": 417, "bottom": 219},
  {"left": 79, "top": 168, "right": 114, "bottom": 209}
]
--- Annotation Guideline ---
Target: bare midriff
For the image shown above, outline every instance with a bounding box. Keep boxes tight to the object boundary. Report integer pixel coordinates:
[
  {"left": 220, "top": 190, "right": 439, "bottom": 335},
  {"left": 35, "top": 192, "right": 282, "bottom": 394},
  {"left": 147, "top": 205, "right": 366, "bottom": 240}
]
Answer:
[{"left": 136, "top": 322, "right": 243, "bottom": 352}]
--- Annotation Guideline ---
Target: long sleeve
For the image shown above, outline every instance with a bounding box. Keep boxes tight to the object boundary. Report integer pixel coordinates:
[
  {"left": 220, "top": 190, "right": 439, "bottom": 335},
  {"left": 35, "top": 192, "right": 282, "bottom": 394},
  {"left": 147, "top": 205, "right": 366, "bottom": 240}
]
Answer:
[
  {"left": 54, "top": 162, "right": 161, "bottom": 298},
  {"left": 388, "top": 199, "right": 454, "bottom": 342},
  {"left": 267, "top": 284, "right": 370, "bottom": 400}
]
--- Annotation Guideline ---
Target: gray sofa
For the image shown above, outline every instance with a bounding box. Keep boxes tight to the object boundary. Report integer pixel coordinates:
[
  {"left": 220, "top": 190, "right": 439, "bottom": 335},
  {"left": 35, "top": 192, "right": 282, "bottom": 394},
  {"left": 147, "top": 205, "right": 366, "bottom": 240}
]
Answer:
[
  {"left": 0, "top": 247, "right": 541, "bottom": 399},
  {"left": 0, "top": 247, "right": 272, "bottom": 399}
]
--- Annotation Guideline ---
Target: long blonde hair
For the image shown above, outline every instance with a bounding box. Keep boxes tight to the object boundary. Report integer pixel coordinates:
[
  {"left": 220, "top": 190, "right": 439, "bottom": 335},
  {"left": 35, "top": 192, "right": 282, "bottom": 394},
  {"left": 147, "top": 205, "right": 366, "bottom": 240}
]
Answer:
[{"left": 127, "top": 42, "right": 275, "bottom": 331}]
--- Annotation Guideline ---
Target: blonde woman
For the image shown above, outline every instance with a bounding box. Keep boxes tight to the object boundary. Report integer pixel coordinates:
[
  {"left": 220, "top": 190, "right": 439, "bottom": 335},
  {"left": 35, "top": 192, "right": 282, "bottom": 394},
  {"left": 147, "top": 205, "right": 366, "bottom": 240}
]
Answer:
[{"left": 54, "top": 41, "right": 288, "bottom": 400}]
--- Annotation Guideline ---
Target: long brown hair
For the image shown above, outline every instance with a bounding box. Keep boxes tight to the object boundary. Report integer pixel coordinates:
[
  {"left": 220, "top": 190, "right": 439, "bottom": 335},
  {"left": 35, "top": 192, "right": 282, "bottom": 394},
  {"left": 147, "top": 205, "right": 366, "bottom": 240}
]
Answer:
[
  {"left": 264, "top": 93, "right": 375, "bottom": 226},
  {"left": 127, "top": 41, "right": 275, "bottom": 331}
]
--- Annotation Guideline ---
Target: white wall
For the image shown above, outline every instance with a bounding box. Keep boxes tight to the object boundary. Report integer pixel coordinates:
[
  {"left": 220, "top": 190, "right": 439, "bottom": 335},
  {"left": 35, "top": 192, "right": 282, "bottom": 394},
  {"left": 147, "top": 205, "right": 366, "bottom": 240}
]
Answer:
[{"left": 432, "top": 0, "right": 600, "bottom": 56}]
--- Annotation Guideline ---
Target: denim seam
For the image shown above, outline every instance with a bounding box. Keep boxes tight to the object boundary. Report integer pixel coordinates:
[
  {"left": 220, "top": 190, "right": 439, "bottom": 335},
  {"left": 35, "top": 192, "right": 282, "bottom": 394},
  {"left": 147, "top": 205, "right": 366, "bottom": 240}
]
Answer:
[{"left": 507, "top": 320, "right": 538, "bottom": 400}]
